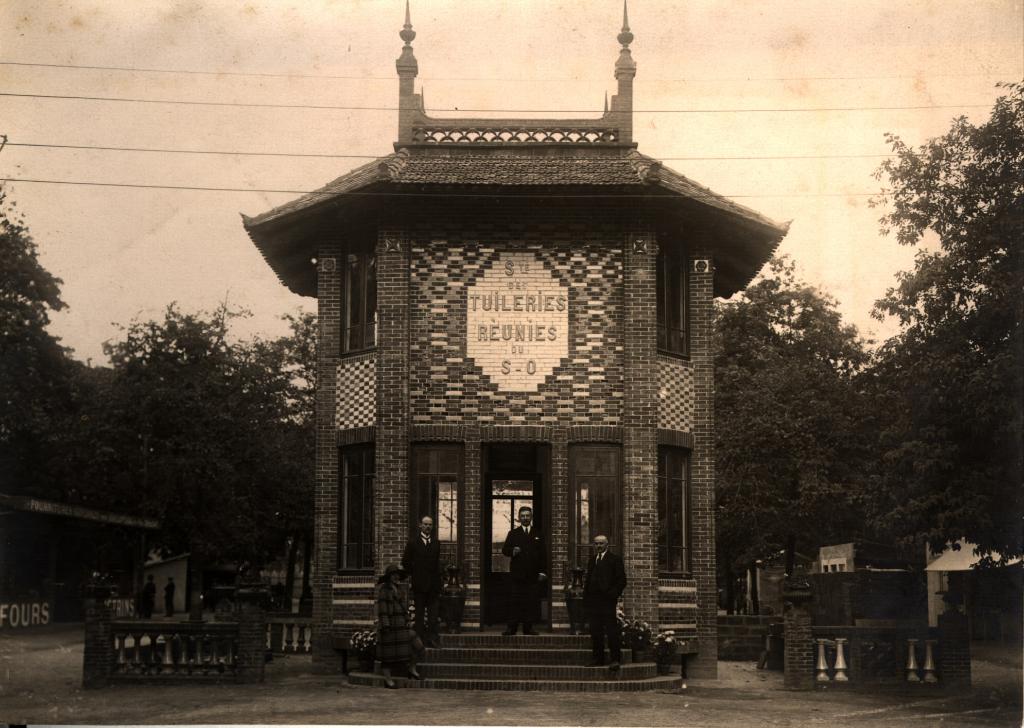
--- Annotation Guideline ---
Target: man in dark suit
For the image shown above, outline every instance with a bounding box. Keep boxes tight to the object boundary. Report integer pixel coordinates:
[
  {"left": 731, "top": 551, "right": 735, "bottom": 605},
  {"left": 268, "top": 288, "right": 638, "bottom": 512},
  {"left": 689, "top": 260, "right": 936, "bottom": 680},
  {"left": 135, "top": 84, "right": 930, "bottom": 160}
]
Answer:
[
  {"left": 401, "top": 515, "right": 442, "bottom": 647},
  {"left": 501, "top": 506, "right": 547, "bottom": 635},
  {"left": 584, "top": 534, "right": 627, "bottom": 670}
]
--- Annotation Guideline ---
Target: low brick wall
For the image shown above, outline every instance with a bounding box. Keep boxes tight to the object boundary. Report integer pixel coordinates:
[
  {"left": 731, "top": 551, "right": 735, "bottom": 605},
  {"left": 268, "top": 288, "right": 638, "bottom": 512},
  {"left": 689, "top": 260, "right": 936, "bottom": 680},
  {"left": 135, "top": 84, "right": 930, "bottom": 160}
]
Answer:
[{"left": 717, "top": 615, "right": 778, "bottom": 661}]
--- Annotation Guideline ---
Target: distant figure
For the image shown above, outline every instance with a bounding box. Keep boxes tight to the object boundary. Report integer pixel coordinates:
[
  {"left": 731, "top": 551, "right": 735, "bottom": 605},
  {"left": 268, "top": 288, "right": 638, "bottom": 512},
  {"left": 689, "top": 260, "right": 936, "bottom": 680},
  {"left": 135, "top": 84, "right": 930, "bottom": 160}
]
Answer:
[
  {"left": 375, "top": 563, "right": 421, "bottom": 688},
  {"left": 164, "top": 576, "right": 176, "bottom": 617},
  {"left": 402, "top": 515, "right": 443, "bottom": 647},
  {"left": 141, "top": 575, "right": 156, "bottom": 619}
]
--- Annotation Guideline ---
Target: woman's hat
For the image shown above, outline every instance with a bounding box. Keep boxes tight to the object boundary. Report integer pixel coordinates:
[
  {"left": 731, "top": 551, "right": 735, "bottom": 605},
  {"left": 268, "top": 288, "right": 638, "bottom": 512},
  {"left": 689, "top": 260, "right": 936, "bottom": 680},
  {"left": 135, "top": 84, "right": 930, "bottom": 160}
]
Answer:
[{"left": 379, "top": 563, "right": 407, "bottom": 583}]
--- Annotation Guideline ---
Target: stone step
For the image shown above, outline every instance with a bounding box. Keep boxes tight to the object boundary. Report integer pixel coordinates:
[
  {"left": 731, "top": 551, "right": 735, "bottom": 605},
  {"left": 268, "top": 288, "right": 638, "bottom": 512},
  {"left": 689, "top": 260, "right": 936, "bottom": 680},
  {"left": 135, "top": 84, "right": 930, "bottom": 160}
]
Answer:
[
  {"left": 348, "top": 672, "right": 682, "bottom": 692},
  {"left": 434, "top": 633, "right": 593, "bottom": 649},
  {"left": 422, "top": 646, "right": 635, "bottom": 665},
  {"left": 419, "top": 661, "right": 657, "bottom": 681}
]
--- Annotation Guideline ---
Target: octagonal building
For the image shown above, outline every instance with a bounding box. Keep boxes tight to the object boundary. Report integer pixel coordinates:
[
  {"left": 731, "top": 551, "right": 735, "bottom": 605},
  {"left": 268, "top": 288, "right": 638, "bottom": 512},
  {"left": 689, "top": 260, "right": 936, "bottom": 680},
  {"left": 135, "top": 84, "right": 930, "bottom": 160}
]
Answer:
[{"left": 243, "top": 4, "right": 788, "bottom": 681}]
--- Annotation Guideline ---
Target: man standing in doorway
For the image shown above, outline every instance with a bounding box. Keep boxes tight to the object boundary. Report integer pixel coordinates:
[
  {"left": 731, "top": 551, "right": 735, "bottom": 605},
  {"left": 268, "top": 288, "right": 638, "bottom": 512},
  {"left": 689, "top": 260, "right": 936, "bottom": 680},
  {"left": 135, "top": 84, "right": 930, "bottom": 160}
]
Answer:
[
  {"left": 501, "top": 506, "right": 547, "bottom": 635},
  {"left": 584, "top": 534, "right": 626, "bottom": 670},
  {"left": 402, "top": 515, "right": 443, "bottom": 647}
]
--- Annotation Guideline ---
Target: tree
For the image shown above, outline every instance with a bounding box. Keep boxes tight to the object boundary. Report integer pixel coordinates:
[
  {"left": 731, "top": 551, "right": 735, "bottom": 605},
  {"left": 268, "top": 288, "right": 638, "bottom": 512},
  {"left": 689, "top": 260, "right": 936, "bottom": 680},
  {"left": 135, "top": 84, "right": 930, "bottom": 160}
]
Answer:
[
  {"left": 868, "top": 82, "right": 1024, "bottom": 559},
  {"left": 0, "top": 190, "right": 77, "bottom": 499},
  {"left": 715, "top": 256, "right": 872, "bottom": 606},
  {"left": 98, "top": 304, "right": 315, "bottom": 614}
]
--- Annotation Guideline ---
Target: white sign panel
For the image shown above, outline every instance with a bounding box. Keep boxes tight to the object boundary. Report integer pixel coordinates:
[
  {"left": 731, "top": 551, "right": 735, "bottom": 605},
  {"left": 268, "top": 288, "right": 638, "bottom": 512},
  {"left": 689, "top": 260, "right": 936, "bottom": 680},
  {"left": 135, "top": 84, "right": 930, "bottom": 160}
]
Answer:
[{"left": 466, "top": 252, "right": 569, "bottom": 392}]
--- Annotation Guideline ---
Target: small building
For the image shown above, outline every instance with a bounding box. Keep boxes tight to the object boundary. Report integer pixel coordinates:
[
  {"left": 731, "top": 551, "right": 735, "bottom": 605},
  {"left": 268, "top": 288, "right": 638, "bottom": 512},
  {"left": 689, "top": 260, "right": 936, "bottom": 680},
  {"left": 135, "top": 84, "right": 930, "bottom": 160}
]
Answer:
[
  {"left": 0, "top": 492, "right": 158, "bottom": 626},
  {"left": 243, "top": 4, "right": 788, "bottom": 678}
]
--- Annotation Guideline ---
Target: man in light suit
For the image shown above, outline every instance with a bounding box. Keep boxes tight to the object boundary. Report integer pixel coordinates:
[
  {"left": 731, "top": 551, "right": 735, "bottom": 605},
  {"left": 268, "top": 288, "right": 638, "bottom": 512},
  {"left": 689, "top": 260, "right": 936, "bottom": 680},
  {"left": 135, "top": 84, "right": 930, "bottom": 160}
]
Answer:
[
  {"left": 584, "top": 534, "right": 627, "bottom": 670},
  {"left": 501, "top": 506, "right": 547, "bottom": 635},
  {"left": 402, "top": 515, "right": 443, "bottom": 647}
]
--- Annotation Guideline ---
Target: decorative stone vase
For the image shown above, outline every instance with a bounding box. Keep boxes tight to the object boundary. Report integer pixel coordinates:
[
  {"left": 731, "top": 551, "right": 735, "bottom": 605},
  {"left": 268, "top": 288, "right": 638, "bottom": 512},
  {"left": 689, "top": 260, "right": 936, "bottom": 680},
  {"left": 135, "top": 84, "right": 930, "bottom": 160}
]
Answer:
[
  {"left": 357, "top": 651, "right": 374, "bottom": 672},
  {"left": 564, "top": 567, "right": 586, "bottom": 635},
  {"left": 440, "top": 565, "right": 466, "bottom": 633}
]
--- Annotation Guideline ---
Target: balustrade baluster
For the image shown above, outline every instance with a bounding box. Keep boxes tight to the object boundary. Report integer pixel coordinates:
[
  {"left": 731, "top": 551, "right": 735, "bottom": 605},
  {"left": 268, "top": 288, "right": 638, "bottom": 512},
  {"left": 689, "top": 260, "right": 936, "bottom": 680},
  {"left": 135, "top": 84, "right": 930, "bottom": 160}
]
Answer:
[
  {"left": 210, "top": 635, "right": 221, "bottom": 672},
  {"left": 833, "top": 638, "right": 849, "bottom": 681},
  {"left": 815, "top": 639, "right": 831, "bottom": 682},
  {"left": 906, "top": 638, "right": 921, "bottom": 682},
  {"left": 116, "top": 633, "right": 127, "bottom": 672},
  {"left": 303, "top": 624, "right": 312, "bottom": 653},
  {"left": 132, "top": 633, "right": 143, "bottom": 673},
  {"left": 284, "top": 623, "right": 294, "bottom": 653},
  {"left": 922, "top": 639, "right": 938, "bottom": 683},
  {"left": 163, "top": 633, "right": 174, "bottom": 671},
  {"left": 196, "top": 636, "right": 206, "bottom": 673}
]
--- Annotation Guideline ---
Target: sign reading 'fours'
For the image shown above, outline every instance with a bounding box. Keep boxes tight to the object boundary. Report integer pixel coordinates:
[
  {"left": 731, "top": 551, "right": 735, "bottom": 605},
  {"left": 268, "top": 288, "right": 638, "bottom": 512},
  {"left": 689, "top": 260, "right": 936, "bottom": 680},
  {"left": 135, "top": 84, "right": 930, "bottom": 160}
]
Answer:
[{"left": 466, "top": 252, "right": 569, "bottom": 391}]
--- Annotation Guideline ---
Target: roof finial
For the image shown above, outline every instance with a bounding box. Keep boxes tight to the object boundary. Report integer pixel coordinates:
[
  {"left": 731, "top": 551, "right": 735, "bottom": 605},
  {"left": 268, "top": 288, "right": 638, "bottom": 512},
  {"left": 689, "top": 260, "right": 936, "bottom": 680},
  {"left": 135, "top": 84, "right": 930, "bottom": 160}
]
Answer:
[
  {"left": 400, "top": 0, "right": 416, "bottom": 46},
  {"left": 618, "top": 0, "right": 633, "bottom": 47}
]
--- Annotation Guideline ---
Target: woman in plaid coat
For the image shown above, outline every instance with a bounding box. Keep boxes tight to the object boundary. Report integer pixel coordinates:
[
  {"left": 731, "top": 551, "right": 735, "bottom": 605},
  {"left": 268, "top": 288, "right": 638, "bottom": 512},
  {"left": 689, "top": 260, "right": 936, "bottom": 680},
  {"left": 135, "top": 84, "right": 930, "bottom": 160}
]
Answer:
[{"left": 376, "top": 563, "right": 420, "bottom": 687}]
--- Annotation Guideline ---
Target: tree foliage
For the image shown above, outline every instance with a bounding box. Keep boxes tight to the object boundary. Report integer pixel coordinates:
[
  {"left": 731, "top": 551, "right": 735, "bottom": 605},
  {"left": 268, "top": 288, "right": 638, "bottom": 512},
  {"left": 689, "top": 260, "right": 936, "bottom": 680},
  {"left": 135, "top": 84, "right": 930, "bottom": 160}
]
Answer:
[
  {"left": 0, "top": 190, "right": 77, "bottom": 499},
  {"left": 715, "top": 256, "right": 872, "bottom": 573},
  {"left": 868, "top": 82, "right": 1024, "bottom": 558}
]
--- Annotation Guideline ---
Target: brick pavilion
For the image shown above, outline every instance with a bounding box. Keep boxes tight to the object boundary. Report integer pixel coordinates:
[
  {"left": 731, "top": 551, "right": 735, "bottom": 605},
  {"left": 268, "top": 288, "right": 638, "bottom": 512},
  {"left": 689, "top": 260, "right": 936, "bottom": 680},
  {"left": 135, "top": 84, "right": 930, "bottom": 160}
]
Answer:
[{"left": 243, "top": 2, "right": 789, "bottom": 686}]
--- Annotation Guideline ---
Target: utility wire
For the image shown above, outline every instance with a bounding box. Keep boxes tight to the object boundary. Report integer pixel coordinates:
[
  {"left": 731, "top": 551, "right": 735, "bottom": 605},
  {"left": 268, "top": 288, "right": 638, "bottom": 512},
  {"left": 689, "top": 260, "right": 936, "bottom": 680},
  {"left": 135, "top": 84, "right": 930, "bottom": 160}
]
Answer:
[
  {"left": 0, "top": 177, "right": 887, "bottom": 199},
  {"left": 0, "top": 91, "right": 993, "bottom": 113},
  {"left": 4, "top": 141, "right": 894, "bottom": 161},
  {"left": 0, "top": 60, "right": 1015, "bottom": 84}
]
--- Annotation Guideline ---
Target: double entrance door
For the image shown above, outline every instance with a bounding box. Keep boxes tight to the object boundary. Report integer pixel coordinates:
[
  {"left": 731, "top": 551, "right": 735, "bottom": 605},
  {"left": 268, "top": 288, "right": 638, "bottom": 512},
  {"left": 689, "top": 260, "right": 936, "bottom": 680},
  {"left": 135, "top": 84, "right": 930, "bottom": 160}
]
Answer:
[{"left": 481, "top": 444, "right": 547, "bottom": 626}]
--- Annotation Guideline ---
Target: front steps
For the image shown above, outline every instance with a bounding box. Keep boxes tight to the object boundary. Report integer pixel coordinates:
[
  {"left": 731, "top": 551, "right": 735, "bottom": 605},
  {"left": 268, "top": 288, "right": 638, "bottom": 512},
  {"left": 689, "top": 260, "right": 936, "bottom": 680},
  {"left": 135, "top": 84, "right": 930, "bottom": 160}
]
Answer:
[{"left": 348, "top": 631, "right": 682, "bottom": 692}]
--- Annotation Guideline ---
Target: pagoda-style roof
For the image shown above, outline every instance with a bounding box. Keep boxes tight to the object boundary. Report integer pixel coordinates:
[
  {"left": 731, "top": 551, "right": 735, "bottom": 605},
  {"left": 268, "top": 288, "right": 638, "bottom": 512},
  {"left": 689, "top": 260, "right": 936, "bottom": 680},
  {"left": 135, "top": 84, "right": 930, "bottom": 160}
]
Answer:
[{"left": 241, "top": 2, "right": 790, "bottom": 299}]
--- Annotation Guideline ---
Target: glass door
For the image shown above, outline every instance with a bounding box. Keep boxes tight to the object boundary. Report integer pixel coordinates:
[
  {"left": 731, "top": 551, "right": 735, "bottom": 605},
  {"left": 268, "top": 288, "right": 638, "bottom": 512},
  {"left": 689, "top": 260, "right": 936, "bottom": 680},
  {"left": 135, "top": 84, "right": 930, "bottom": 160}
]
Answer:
[{"left": 482, "top": 474, "right": 538, "bottom": 626}]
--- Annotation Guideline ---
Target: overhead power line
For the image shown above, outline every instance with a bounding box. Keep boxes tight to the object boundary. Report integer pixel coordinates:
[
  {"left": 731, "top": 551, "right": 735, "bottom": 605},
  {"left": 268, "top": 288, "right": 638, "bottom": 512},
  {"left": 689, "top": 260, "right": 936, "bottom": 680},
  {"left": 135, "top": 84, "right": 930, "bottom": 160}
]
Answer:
[
  {"left": 0, "top": 91, "right": 993, "bottom": 114},
  {"left": 0, "top": 60, "right": 1015, "bottom": 84},
  {"left": 0, "top": 176, "right": 887, "bottom": 199},
  {"left": 5, "top": 141, "right": 894, "bottom": 161}
]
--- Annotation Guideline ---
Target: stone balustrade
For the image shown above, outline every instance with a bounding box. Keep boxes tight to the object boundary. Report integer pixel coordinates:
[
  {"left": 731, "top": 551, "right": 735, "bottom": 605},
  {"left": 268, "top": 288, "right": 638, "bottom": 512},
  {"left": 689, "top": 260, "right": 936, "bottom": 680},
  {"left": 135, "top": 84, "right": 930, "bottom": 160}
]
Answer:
[
  {"left": 411, "top": 126, "right": 621, "bottom": 145},
  {"left": 110, "top": 620, "right": 239, "bottom": 678},
  {"left": 266, "top": 614, "right": 313, "bottom": 654}
]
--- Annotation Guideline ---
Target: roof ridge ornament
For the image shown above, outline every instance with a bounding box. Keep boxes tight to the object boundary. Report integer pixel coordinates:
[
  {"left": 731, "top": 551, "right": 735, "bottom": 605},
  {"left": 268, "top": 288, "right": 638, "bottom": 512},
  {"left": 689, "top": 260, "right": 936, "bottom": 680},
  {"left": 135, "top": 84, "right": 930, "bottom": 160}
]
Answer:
[
  {"left": 401, "top": 0, "right": 416, "bottom": 46},
  {"left": 615, "top": 0, "right": 636, "bottom": 74},
  {"left": 397, "top": 0, "right": 418, "bottom": 75}
]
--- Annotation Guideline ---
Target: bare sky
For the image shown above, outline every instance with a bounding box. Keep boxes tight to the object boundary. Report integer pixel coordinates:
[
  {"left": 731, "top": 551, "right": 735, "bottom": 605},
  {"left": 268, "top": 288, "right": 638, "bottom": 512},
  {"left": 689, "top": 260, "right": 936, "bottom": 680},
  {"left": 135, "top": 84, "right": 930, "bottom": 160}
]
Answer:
[{"left": 2, "top": 0, "right": 1021, "bottom": 363}]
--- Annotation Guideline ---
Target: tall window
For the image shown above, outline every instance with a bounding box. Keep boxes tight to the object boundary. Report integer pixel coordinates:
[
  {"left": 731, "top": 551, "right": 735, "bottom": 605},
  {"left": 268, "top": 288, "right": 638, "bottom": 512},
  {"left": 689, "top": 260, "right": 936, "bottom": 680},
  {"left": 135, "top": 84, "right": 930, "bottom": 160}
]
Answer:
[
  {"left": 658, "top": 446, "right": 690, "bottom": 574},
  {"left": 570, "top": 445, "right": 621, "bottom": 565},
  {"left": 342, "top": 250, "right": 376, "bottom": 353},
  {"left": 657, "top": 252, "right": 689, "bottom": 356},
  {"left": 411, "top": 445, "right": 462, "bottom": 568},
  {"left": 338, "top": 445, "right": 374, "bottom": 570}
]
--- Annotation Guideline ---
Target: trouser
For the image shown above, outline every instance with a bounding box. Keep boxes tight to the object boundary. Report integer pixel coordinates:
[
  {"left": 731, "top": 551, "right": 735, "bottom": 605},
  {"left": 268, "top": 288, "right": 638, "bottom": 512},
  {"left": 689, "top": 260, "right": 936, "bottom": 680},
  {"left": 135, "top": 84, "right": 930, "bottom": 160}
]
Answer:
[
  {"left": 412, "top": 588, "right": 440, "bottom": 641},
  {"left": 586, "top": 597, "right": 621, "bottom": 663},
  {"left": 507, "top": 579, "right": 539, "bottom": 632}
]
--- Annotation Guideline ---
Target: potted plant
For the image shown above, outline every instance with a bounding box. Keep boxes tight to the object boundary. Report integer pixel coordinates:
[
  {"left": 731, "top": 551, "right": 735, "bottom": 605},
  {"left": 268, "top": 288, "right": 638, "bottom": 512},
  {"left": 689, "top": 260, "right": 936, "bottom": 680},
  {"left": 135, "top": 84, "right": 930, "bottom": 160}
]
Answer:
[
  {"left": 617, "top": 609, "right": 653, "bottom": 661},
  {"left": 350, "top": 629, "right": 377, "bottom": 672},
  {"left": 654, "top": 629, "right": 679, "bottom": 675}
]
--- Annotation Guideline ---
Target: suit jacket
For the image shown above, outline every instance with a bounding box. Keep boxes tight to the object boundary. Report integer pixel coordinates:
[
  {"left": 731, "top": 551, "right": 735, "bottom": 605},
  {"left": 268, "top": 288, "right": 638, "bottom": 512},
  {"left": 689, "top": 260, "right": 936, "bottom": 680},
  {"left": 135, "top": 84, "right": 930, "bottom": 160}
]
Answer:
[
  {"left": 502, "top": 526, "right": 546, "bottom": 583},
  {"left": 584, "top": 550, "right": 627, "bottom": 602},
  {"left": 402, "top": 535, "right": 442, "bottom": 594}
]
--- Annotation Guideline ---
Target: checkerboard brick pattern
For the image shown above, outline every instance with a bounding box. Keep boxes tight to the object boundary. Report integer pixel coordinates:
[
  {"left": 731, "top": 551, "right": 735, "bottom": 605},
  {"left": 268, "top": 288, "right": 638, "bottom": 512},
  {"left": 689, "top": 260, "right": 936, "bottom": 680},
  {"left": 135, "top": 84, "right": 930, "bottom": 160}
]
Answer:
[
  {"left": 335, "top": 354, "right": 376, "bottom": 430},
  {"left": 657, "top": 356, "right": 695, "bottom": 432}
]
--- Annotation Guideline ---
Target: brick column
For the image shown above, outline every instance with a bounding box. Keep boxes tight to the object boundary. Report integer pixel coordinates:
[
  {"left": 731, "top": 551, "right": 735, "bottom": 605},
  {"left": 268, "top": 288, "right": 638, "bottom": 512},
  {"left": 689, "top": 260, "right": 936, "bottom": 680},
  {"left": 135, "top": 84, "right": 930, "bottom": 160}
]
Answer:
[
  {"left": 376, "top": 231, "right": 410, "bottom": 572},
  {"left": 688, "top": 240, "right": 719, "bottom": 678},
  {"left": 621, "top": 232, "right": 658, "bottom": 626},
  {"left": 312, "top": 244, "right": 342, "bottom": 673},
  {"left": 463, "top": 427, "right": 481, "bottom": 626},
  {"left": 234, "top": 583, "right": 270, "bottom": 684},
  {"left": 783, "top": 600, "right": 814, "bottom": 690},
  {"left": 549, "top": 430, "right": 570, "bottom": 629},
  {"left": 937, "top": 610, "right": 971, "bottom": 690},
  {"left": 81, "top": 582, "right": 114, "bottom": 689}
]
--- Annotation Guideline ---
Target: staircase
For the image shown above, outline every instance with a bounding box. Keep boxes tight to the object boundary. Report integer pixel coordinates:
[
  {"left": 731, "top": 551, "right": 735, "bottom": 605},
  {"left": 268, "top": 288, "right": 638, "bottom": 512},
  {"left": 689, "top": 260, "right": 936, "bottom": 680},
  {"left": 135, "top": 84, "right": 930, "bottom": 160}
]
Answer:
[{"left": 348, "top": 631, "right": 682, "bottom": 692}]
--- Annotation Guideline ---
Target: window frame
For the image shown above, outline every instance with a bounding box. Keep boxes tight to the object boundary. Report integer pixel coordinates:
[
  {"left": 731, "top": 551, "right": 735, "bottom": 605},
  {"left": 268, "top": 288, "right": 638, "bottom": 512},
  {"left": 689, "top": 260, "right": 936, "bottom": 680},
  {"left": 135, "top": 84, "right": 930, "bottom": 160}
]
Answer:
[
  {"left": 340, "top": 246, "right": 377, "bottom": 355},
  {"left": 657, "top": 445, "right": 691, "bottom": 576},
  {"left": 569, "top": 444, "right": 623, "bottom": 567},
  {"left": 337, "top": 443, "right": 375, "bottom": 573},
  {"left": 410, "top": 443, "right": 464, "bottom": 570},
  {"left": 657, "top": 251, "right": 690, "bottom": 358}
]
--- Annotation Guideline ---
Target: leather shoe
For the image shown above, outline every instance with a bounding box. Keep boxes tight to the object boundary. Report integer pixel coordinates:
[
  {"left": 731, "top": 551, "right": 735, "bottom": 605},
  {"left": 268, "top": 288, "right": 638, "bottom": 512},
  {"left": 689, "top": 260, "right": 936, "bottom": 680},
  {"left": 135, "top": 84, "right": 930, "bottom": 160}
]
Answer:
[
  {"left": 384, "top": 677, "right": 398, "bottom": 689},
  {"left": 608, "top": 661, "right": 621, "bottom": 672},
  {"left": 586, "top": 660, "right": 605, "bottom": 667},
  {"left": 408, "top": 668, "right": 422, "bottom": 680},
  {"left": 524, "top": 630, "right": 539, "bottom": 636},
  {"left": 501, "top": 629, "right": 516, "bottom": 636}
]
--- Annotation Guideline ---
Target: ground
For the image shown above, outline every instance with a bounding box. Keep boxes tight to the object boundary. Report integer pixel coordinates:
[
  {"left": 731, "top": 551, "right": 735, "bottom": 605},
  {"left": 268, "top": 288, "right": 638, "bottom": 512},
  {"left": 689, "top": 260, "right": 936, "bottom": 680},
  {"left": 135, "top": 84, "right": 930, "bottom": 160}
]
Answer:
[{"left": 0, "top": 625, "right": 1020, "bottom": 726}]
